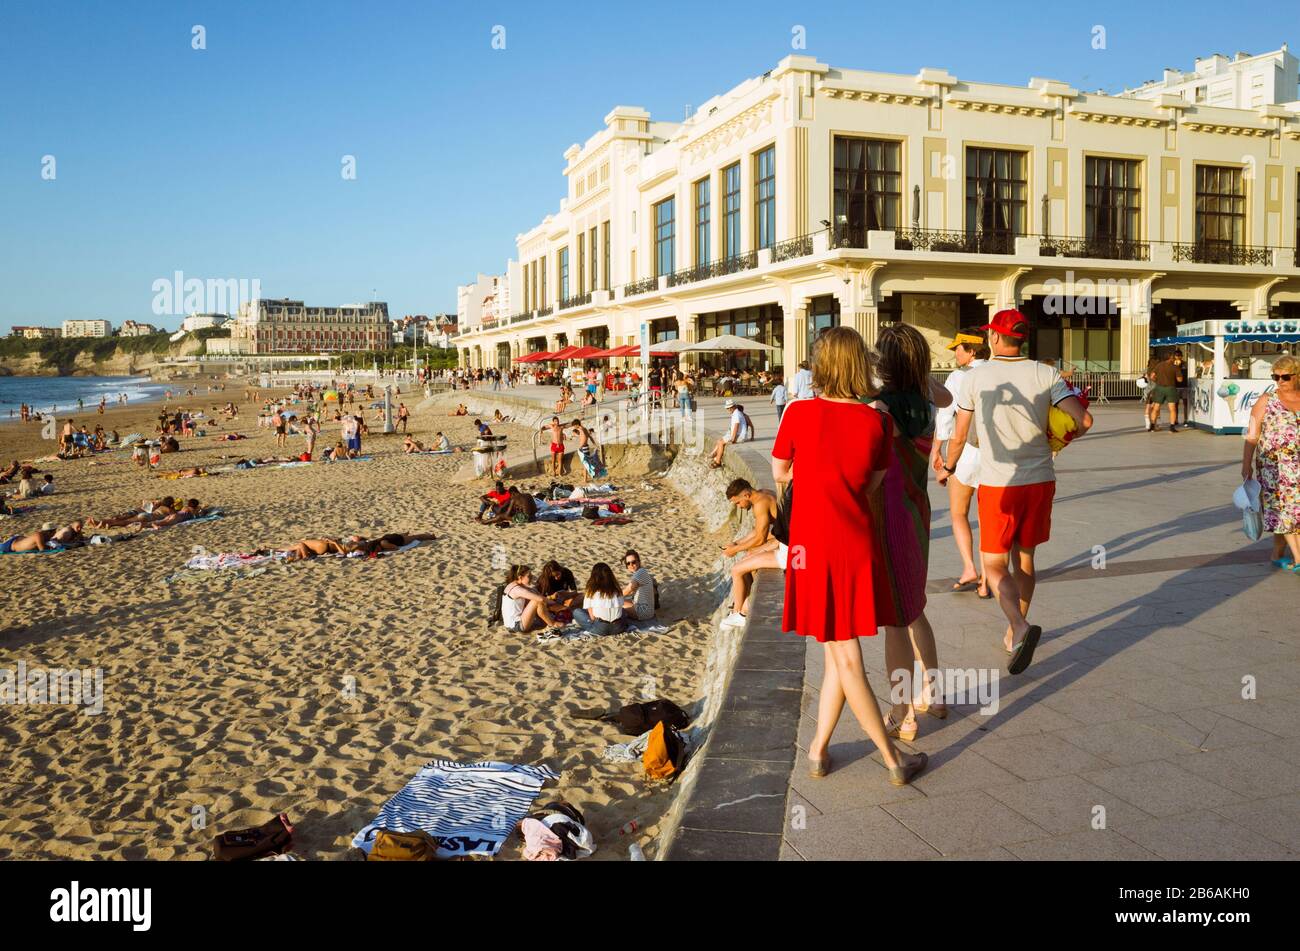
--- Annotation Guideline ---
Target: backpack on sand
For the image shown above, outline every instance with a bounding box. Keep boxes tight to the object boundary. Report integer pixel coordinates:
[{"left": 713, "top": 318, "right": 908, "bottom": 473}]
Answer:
[
  {"left": 488, "top": 583, "right": 506, "bottom": 627},
  {"left": 613, "top": 698, "right": 689, "bottom": 736},
  {"left": 368, "top": 829, "right": 440, "bottom": 861},
  {"left": 643, "top": 721, "right": 688, "bottom": 781}
]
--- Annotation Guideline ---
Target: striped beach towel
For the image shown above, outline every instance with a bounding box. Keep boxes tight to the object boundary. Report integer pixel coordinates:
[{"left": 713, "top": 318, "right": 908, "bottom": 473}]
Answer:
[{"left": 353, "top": 760, "right": 558, "bottom": 858}]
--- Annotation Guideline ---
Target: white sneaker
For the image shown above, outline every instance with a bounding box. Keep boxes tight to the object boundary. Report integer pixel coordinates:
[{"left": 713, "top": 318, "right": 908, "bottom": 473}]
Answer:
[{"left": 721, "top": 612, "right": 747, "bottom": 629}]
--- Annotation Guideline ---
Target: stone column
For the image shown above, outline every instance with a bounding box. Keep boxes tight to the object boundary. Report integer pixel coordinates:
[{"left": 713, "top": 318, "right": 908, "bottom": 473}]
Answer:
[
  {"left": 784, "top": 301, "right": 808, "bottom": 366},
  {"left": 1119, "top": 305, "right": 1150, "bottom": 375},
  {"left": 846, "top": 307, "right": 880, "bottom": 347}
]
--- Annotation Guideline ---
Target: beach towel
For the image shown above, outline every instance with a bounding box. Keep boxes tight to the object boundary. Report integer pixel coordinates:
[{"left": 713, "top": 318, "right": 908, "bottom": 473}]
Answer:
[
  {"left": 352, "top": 760, "right": 558, "bottom": 859},
  {"left": 578, "top": 446, "right": 607, "bottom": 480},
  {"left": 1, "top": 545, "right": 66, "bottom": 555},
  {"left": 184, "top": 551, "right": 286, "bottom": 572},
  {"left": 536, "top": 618, "right": 670, "bottom": 643}
]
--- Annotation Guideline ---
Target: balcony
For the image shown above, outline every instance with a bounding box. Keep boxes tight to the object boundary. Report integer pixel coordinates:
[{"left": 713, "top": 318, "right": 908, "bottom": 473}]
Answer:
[
  {"left": 536, "top": 305, "right": 553, "bottom": 317},
  {"left": 622, "top": 276, "right": 659, "bottom": 297},
  {"left": 1171, "top": 242, "right": 1274, "bottom": 266},
  {"left": 508, "top": 312, "right": 533, "bottom": 325},
  {"left": 558, "top": 291, "right": 592, "bottom": 311},
  {"left": 665, "top": 251, "right": 759, "bottom": 288},
  {"left": 1040, "top": 236, "right": 1150, "bottom": 262},
  {"left": 771, "top": 234, "right": 815, "bottom": 263}
]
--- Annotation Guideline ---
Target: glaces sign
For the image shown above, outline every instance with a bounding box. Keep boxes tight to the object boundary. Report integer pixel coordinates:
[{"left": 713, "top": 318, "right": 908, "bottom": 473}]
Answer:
[{"left": 1225, "top": 320, "right": 1300, "bottom": 335}]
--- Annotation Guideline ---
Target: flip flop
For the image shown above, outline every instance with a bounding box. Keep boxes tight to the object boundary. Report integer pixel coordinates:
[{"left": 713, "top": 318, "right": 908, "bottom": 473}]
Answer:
[
  {"left": 950, "top": 580, "right": 979, "bottom": 593},
  {"left": 809, "top": 753, "right": 832, "bottom": 779},
  {"left": 977, "top": 584, "right": 993, "bottom": 600},
  {"left": 1007, "top": 625, "right": 1042, "bottom": 675},
  {"left": 1272, "top": 557, "right": 1296, "bottom": 570}
]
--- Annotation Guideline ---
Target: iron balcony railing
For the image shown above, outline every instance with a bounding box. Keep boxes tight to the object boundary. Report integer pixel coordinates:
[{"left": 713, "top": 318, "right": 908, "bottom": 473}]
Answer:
[
  {"left": 665, "top": 251, "right": 759, "bottom": 288},
  {"left": 832, "top": 224, "right": 1016, "bottom": 254},
  {"left": 1040, "top": 236, "right": 1150, "bottom": 262},
  {"left": 558, "top": 292, "right": 592, "bottom": 310},
  {"left": 508, "top": 312, "right": 533, "bottom": 324},
  {"left": 1172, "top": 242, "right": 1274, "bottom": 266},
  {"left": 622, "top": 276, "right": 660, "bottom": 297},
  {"left": 536, "top": 305, "right": 553, "bottom": 317},
  {"left": 771, "top": 233, "right": 815, "bottom": 263}
]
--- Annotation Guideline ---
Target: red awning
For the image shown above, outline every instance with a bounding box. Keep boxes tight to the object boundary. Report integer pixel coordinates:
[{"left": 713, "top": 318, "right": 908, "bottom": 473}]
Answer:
[
  {"left": 566, "top": 346, "right": 606, "bottom": 359},
  {"left": 515, "top": 350, "right": 553, "bottom": 363},
  {"left": 548, "top": 345, "right": 583, "bottom": 360}
]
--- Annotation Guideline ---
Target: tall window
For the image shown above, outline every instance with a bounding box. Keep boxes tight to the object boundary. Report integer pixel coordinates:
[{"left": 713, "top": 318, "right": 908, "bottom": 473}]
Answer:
[
  {"left": 965, "top": 147, "right": 1028, "bottom": 249},
  {"left": 1085, "top": 157, "right": 1141, "bottom": 243},
  {"left": 833, "top": 136, "right": 902, "bottom": 240},
  {"left": 539, "top": 257, "right": 546, "bottom": 306},
  {"left": 602, "top": 220, "right": 611, "bottom": 290},
  {"left": 576, "top": 234, "right": 585, "bottom": 294},
  {"left": 754, "top": 146, "right": 776, "bottom": 250},
  {"left": 589, "top": 226, "right": 598, "bottom": 292},
  {"left": 654, "top": 197, "right": 675, "bottom": 277},
  {"left": 522, "top": 262, "right": 530, "bottom": 311},
  {"left": 694, "top": 177, "right": 711, "bottom": 265},
  {"left": 723, "top": 162, "right": 742, "bottom": 258},
  {"left": 1195, "top": 165, "right": 1245, "bottom": 249},
  {"left": 558, "top": 247, "right": 569, "bottom": 301}
]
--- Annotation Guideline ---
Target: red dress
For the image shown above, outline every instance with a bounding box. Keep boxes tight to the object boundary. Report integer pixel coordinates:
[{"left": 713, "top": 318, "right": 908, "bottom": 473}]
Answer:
[{"left": 772, "top": 398, "right": 893, "bottom": 642}]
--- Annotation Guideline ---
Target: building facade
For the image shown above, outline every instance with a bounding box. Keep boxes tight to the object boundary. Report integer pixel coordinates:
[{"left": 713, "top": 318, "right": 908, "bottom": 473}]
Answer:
[
  {"left": 231, "top": 299, "right": 391, "bottom": 354},
  {"left": 119, "top": 320, "right": 158, "bottom": 336},
  {"left": 10, "top": 326, "right": 59, "bottom": 339},
  {"left": 62, "top": 319, "right": 112, "bottom": 338},
  {"left": 1122, "top": 47, "right": 1298, "bottom": 111},
  {"left": 452, "top": 52, "right": 1300, "bottom": 376},
  {"left": 181, "top": 313, "right": 230, "bottom": 333}
]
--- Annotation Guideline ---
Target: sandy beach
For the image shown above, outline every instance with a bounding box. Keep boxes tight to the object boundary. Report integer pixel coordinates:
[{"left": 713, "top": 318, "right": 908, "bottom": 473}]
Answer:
[{"left": 0, "top": 383, "right": 725, "bottom": 860}]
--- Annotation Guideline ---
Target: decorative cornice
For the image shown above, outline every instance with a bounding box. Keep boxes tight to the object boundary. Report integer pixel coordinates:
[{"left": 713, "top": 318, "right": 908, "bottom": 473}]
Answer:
[
  {"left": 1069, "top": 110, "right": 1166, "bottom": 128},
  {"left": 1181, "top": 120, "right": 1274, "bottom": 137},
  {"left": 946, "top": 95, "right": 1051, "bottom": 118},
  {"left": 682, "top": 93, "right": 780, "bottom": 162},
  {"left": 820, "top": 87, "right": 929, "bottom": 106}
]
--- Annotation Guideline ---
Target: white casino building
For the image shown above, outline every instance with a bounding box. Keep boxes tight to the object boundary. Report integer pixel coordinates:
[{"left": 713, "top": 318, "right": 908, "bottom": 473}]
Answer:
[{"left": 452, "top": 50, "right": 1300, "bottom": 378}]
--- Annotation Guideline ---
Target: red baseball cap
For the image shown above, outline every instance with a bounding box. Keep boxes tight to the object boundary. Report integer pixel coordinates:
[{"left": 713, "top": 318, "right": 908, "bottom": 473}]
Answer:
[{"left": 982, "top": 308, "right": 1030, "bottom": 339}]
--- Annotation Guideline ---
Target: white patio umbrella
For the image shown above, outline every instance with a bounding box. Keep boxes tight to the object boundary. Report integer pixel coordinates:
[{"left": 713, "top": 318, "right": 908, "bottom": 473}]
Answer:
[{"left": 679, "top": 334, "right": 776, "bottom": 352}]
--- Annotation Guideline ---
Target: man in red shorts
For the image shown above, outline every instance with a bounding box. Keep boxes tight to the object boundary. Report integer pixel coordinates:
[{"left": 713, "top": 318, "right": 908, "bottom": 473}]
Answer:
[{"left": 942, "top": 308, "right": 1092, "bottom": 674}]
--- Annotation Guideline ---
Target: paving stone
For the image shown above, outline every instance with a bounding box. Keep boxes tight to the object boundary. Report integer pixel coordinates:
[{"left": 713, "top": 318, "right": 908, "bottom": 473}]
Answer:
[
  {"left": 1212, "top": 792, "right": 1300, "bottom": 852},
  {"left": 1053, "top": 718, "right": 1206, "bottom": 765},
  {"left": 985, "top": 774, "right": 1154, "bottom": 834},
  {"left": 1120, "top": 810, "right": 1295, "bottom": 860},
  {"left": 973, "top": 731, "right": 1113, "bottom": 780},
  {"left": 1005, "top": 830, "right": 1159, "bottom": 860},
  {"left": 785, "top": 804, "right": 941, "bottom": 861},
  {"left": 1172, "top": 745, "right": 1300, "bottom": 797},
  {"left": 1082, "top": 759, "right": 1242, "bottom": 817},
  {"left": 883, "top": 789, "right": 1051, "bottom": 855}
]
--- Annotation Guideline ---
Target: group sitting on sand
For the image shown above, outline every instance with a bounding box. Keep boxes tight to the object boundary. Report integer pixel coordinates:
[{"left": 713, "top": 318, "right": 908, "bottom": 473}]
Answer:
[
  {"left": 498, "top": 550, "right": 657, "bottom": 636},
  {"left": 476, "top": 483, "right": 538, "bottom": 527},
  {"left": 402, "top": 433, "right": 454, "bottom": 454}
]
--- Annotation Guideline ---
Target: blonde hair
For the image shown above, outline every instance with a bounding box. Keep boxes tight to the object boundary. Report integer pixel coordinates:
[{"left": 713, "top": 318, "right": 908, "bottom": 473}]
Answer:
[
  {"left": 811, "top": 326, "right": 876, "bottom": 400},
  {"left": 1273, "top": 354, "right": 1299, "bottom": 377}
]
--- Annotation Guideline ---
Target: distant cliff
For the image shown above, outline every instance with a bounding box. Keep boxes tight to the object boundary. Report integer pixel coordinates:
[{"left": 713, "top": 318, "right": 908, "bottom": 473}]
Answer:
[{"left": 0, "top": 333, "right": 213, "bottom": 377}]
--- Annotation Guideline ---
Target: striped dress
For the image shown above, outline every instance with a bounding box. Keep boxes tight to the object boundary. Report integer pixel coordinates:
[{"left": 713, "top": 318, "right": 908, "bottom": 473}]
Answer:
[{"left": 869, "top": 391, "right": 933, "bottom": 627}]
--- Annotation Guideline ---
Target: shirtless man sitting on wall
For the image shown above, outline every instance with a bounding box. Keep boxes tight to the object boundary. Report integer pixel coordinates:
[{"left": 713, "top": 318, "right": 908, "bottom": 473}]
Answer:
[{"left": 719, "top": 478, "right": 782, "bottom": 630}]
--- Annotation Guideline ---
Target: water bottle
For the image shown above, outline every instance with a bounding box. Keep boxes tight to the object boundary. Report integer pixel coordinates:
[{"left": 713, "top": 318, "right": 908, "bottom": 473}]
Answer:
[
  {"left": 620, "top": 818, "right": 641, "bottom": 836},
  {"left": 629, "top": 842, "right": 646, "bottom": 862}
]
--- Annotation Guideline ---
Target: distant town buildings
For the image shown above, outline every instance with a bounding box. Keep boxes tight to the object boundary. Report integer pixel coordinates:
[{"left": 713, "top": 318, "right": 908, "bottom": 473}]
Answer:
[
  {"left": 231, "top": 298, "right": 391, "bottom": 354},
  {"left": 10, "top": 326, "right": 59, "bottom": 339},
  {"left": 1120, "top": 46, "right": 1299, "bottom": 110},
  {"left": 61, "top": 319, "right": 112, "bottom": 338},
  {"left": 180, "top": 313, "right": 231, "bottom": 333},
  {"left": 119, "top": 320, "right": 159, "bottom": 336},
  {"left": 456, "top": 271, "right": 514, "bottom": 334}
]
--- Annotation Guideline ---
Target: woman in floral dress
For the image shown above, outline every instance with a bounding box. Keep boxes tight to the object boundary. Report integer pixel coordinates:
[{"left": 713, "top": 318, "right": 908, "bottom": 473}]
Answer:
[{"left": 1243, "top": 354, "right": 1300, "bottom": 570}]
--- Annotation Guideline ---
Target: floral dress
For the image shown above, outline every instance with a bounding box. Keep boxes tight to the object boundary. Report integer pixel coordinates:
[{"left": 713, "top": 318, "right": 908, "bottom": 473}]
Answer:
[{"left": 1257, "top": 395, "right": 1300, "bottom": 534}]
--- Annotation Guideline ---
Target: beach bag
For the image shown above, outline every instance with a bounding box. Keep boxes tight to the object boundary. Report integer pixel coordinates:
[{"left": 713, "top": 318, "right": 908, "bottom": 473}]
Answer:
[
  {"left": 213, "top": 813, "right": 293, "bottom": 861},
  {"left": 368, "top": 829, "right": 440, "bottom": 861},
  {"left": 1234, "top": 479, "right": 1264, "bottom": 541},
  {"left": 643, "top": 722, "right": 688, "bottom": 781},
  {"left": 1242, "top": 508, "right": 1264, "bottom": 542},
  {"left": 581, "top": 504, "right": 600, "bottom": 520},
  {"left": 772, "top": 481, "right": 794, "bottom": 546},
  {"left": 614, "top": 698, "right": 689, "bottom": 736}
]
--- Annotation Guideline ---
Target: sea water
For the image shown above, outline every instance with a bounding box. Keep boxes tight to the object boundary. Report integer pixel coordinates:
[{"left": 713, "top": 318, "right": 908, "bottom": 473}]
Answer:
[{"left": 0, "top": 375, "right": 169, "bottom": 418}]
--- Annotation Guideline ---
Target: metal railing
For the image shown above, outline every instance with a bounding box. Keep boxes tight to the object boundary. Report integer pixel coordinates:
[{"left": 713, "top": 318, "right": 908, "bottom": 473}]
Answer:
[
  {"left": 665, "top": 251, "right": 759, "bottom": 288},
  {"left": 771, "top": 233, "right": 815, "bottom": 262},
  {"left": 622, "top": 276, "right": 659, "bottom": 297},
  {"left": 1171, "top": 242, "right": 1274, "bottom": 266},
  {"left": 1040, "top": 236, "right": 1150, "bottom": 261},
  {"left": 508, "top": 312, "right": 533, "bottom": 325},
  {"left": 536, "top": 305, "right": 553, "bottom": 317},
  {"left": 558, "top": 292, "right": 592, "bottom": 310}
]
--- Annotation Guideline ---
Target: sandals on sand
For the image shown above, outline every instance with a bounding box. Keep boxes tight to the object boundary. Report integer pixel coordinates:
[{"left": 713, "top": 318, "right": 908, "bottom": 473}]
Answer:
[{"left": 1007, "top": 625, "right": 1043, "bottom": 675}]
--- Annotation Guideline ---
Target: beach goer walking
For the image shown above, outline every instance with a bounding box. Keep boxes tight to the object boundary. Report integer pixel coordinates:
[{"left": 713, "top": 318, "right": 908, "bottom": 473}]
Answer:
[
  {"left": 1242, "top": 354, "right": 1300, "bottom": 570},
  {"left": 933, "top": 332, "right": 990, "bottom": 597},
  {"left": 397, "top": 402, "right": 410, "bottom": 433},
  {"left": 770, "top": 375, "right": 787, "bottom": 423},
  {"left": 789, "top": 360, "right": 814, "bottom": 402},
  {"left": 771, "top": 326, "right": 927, "bottom": 785},
  {"left": 943, "top": 309, "right": 1093, "bottom": 674},
  {"left": 271, "top": 408, "right": 287, "bottom": 449},
  {"left": 868, "top": 323, "right": 954, "bottom": 740}
]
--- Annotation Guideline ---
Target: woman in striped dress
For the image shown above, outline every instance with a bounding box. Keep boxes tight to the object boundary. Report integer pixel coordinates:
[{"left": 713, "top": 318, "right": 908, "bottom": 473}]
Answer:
[{"left": 869, "top": 323, "right": 952, "bottom": 742}]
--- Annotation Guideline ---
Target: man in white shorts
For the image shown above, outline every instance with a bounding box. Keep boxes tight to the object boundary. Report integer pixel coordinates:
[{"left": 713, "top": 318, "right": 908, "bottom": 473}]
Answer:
[{"left": 934, "top": 332, "right": 990, "bottom": 597}]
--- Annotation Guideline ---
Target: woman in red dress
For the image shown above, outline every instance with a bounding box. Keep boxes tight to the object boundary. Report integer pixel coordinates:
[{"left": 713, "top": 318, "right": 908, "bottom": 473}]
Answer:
[{"left": 772, "top": 327, "right": 928, "bottom": 786}]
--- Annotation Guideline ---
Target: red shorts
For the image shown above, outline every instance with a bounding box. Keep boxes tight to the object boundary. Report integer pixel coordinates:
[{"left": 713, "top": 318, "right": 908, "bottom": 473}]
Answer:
[
  {"left": 550, "top": 443, "right": 564, "bottom": 454},
  {"left": 978, "top": 481, "right": 1055, "bottom": 554}
]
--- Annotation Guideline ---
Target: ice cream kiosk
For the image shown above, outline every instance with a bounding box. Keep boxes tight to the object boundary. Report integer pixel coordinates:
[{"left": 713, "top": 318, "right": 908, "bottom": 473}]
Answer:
[{"left": 1150, "top": 319, "right": 1300, "bottom": 434}]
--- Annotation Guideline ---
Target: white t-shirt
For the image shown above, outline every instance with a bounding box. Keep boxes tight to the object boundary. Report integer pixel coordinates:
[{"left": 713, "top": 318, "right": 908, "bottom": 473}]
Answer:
[
  {"left": 502, "top": 583, "right": 532, "bottom": 629},
  {"left": 935, "top": 360, "right": 985, "bottom": 440},
  {"left": 628, "top": 567, "right": 655, "bottom": 620},
  {"left": 583, "top": 592, "right": 624, "bottom": 623},
  {"left": 957, "top": 356, "right": 1074, "bottom": 487},
  {"left": 728, "top": 408, "right": 750, "bottom": 442}
]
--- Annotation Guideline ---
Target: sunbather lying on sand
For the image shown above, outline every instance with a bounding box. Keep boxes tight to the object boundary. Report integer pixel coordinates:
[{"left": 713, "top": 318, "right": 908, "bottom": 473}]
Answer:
[
  {"left": 212, "top": 432, "right": 248, "bottom": 441},
  {"left": 280, "top": 537, "right": 348, "bottom": 561},
  {"left": 1, "top": 521, "right": 84, "bottom": 553},
  {"left": 343, "top": 531, "right": 438, "bottom": 555},
  {"left": 87, "top": 497, "right": 178, "bottom": 529},
  {"left": 402, "top": 435, "right": 426, "bottom": 453},
  {"left": 449, "top": 404, "right": 468, "bottom": 416}
]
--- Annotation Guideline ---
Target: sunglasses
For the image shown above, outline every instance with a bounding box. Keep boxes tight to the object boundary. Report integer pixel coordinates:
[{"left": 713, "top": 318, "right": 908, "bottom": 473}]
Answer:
[
  {"left": 625, "top": 559, "right": 638, "bottom": 566},
  {"left": 1272, "top": 374, "right": 1293, "bottom": 382}
]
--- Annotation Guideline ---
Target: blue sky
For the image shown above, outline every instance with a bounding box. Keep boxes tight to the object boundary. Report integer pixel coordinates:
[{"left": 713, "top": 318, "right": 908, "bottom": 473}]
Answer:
[{"left": 0, "top": 0, "right": 1296, "bottom": 331}]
